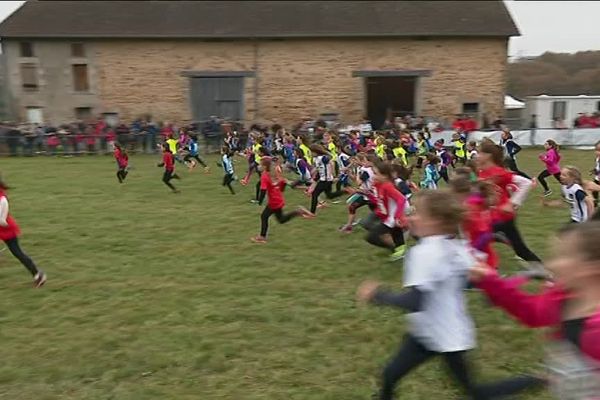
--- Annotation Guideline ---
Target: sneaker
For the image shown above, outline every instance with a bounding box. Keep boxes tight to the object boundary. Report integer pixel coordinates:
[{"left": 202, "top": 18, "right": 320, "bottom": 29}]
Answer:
[
  {"left": 523, "top": 261, "right": 552, "bottom": 279},
  {"left": 351, "top": 219, "right": 362, "bottom": 227},
  {"left": 543, "top": 190, "right": 552, "bottom": 197},
  {"left": 33, "top": 271, "right": 47, "bottom": 288},
  {"left": 250, "top": 236, "right": 267, "bottom": 244},
  {"left": 332, "top": 200, "right": 341, "bottom": 204},
  {"left": 250, "top": 199, "right": 259, "bottom": 204},
  {"left": 389, "top": 245, "right": 407, "bottom": 262}
]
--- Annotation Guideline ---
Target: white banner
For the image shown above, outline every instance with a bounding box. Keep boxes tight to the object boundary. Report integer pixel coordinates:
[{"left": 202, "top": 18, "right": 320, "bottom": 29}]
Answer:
[{"left": 428, "top": 128, "right": 600, "bottom": 147}]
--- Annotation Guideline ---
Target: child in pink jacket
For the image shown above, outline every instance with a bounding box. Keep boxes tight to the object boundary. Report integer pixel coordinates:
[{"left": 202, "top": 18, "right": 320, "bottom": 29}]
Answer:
[
  {"left": 538, "top": 139, "right": 562, "bottom": 197},
  {"left": 471, "top": 221, "right": 600, "bottom": 398}
]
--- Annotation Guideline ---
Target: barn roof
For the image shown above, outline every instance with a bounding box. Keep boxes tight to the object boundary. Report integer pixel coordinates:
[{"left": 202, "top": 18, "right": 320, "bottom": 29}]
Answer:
[{"left": 0, "top": 1, "right": 519, "bottom": 39}]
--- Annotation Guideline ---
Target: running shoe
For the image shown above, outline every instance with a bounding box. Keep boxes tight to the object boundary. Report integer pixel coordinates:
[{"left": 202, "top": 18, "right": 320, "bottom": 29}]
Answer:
[
  {"left": 389, "top": 245, "right": 407, "bottom": 261},
  {"left": 33, "top": 271, "right": 47, "bottom": 288},
  {"left": 338, "top": 225, "right": 353, "bottom": 233}
]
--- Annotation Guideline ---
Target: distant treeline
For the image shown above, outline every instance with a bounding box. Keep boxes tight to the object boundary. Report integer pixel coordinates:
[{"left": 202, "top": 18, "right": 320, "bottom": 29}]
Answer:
[{"left": 508, "top": 51, "right": 600, "bottom": 98}]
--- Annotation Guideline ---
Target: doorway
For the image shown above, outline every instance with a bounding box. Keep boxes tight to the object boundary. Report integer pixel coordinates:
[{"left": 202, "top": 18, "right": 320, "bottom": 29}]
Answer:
[
  {"left": 366, "top": 76, "right": 416, "bottom": 130},
  {"left": 189, "top": 77, "right": 244, "bottom": 122}
]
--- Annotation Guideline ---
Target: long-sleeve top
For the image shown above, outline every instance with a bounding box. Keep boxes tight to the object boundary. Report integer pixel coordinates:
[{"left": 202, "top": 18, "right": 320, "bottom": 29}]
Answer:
[
  {"left": 369, "top": 181, "right": 407, "bottom": 228},
  {"left": 539, "top": 148, "right": 561, "bottom": 174},
  {"left": 500, "top": 138, "right": 522, "bottom": 160},
  {"left": 478, "top": 273, "right": 600, "bottom": 362},
  {"left": 222, "top": 154, "right": 234, "bottom": 175},
  {"left": 478, "top": 165, "right": 533, "bottom": 223}
]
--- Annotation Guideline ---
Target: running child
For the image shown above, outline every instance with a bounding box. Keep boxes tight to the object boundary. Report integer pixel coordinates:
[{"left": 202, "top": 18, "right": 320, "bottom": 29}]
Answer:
[
  {"left": 308, "top": 144, "right": 345, "bottom": 215},
  {"left": 450, "top": 168, "right": 499, "bottom": 269},
  {"left": 434, "top": 139, "right": 451, "bottom": 183},
  {"left": 364, "top": 161, "right": 407, "bottom": 261},
  {"left": 392, "top": 140, "right": 408, "bottom": 167},
  {"left": 500, "top": 129, "right": 530, "bottom": 179},
  {"left": 114, "top": 143, "right": 129, "bottom": 183},
  {"left": 452, "top": 132, "right": 466, "bottom": 166},
  {"left": 221, "top": 145, "right": 236, "bottom": 195},
  {"left": 339, "top": 154, "right": 376, "bottom": 233},
  {"left": 157, "top": 143, "right": 180, "bottom": 193},
  {"left": 165, "top": 134, "right": 180, "bottom": 163},
  {"left": 543, "top": 166, "right": 593, "bottom": 224},
  {"left": 240, "top": 134, "right": 263, "bottom": 186},
  {"left": 184, "top": 134, "right": 209, "bottom": 172},
  {"left": 420, "top": 154, "right": 440, "bottom": 190},
  {"left": 538, "top": 139, "right": 562, "bottom": 197},
  {"left": 477, "top": 141, "right": 542, "bottom": 267},
  {"left": 251, "top": 157, "right": 313, "bottom": 243},
  {"left": 335, "top": 145, "right": 352, "bottom": 193},
  {"left": 466, "top": 141, "right": 478, "bottom": 161},
  {"left": 470, "top": 221, "right": 600, "bottom": 397},
  {"left": 0, "top": 177, "right": 46, "bottom": 287},
  {"left": 358, "top": 189, "right": 514, "bottom": 399}
]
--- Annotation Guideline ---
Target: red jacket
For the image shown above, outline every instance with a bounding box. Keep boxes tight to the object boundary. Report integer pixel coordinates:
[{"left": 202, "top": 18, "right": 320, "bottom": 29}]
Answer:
[
  {"left": 464, "top": 118, "right": 478, "bottom": 132},
  {"left": 260, "top": 172, "right": 286, "bottom": 210},
  {"left": 163, "top": 152, "right": 174, "bottom": 172},
  {"left": 114, "top": 148, "right": 128, "bottom": 168},
  {"left": 478, "top": 165, "right": 517, "bottom": 223},
  {"left": 463, "top": 193, "right": 498, "bottom": 268},
  {"left": 0, "top": 191, "right": 20, "bottom": 241},
  {"left": 478, "top": 273, "right": 600, "bottom": 362},
  {"left": 370, "top": 181, "right": 406, "bottom": 228}
]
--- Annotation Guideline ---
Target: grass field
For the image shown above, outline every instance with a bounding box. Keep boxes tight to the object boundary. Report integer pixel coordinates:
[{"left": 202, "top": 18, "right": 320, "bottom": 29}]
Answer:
[{"left": 0, "top": 148, "right": 589, "bottom": 399}]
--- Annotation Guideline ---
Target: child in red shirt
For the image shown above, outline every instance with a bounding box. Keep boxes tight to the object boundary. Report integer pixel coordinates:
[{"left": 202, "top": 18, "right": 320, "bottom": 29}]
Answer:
[
  {"left": 114, "top": 143, "right": 129, "bottom": 183},
  {"left": 251, "top": 157, "right": 313, "bottom": 243},
  {"left": 0, "top": 177, "right": 46, "bottom": 287},
  {"left": 157, "top": 143, "right": 181, "bottom": 193}
]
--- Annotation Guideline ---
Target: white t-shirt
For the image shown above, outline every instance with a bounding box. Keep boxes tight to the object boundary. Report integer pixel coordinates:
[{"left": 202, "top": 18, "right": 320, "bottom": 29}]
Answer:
[
  {"left": 404, "top": 235, "right": 476, "bottom": 352},
  {"left": 561, "top": 184, "right": 589, "bottom": 222}
]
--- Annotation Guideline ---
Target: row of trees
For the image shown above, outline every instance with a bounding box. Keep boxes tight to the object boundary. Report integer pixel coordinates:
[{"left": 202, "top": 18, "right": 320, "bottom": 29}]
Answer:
[{"left": 507, "top": 51, "right": 600, "bottom": 98}]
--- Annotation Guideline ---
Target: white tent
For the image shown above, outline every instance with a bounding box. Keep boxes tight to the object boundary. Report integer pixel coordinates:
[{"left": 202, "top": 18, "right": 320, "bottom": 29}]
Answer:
[{"left": 505, "top": 95, "right": 525, "bottom": 109}]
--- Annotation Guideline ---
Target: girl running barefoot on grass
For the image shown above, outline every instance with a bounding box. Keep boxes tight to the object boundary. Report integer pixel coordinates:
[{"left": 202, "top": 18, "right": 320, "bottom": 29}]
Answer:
[
  {"left": 251, "top": 158, "right": 313, "bottom": 244},
  {"left": 157, "top": 143, "right": 181, "bottom": 193},
  {"left": 471, "top": 221, "right": 600, "bottom": 398},
  {"left": 358, "top": 189, "right": 536, "bottom": 400},
  {"left": 113, "top": 143, "right": 129, "bottom": 184},
  {"left": 0, "top": 177, "right": 46, "bottom": 287},
  {"left": 538, "top": 139, "right": 562, "bottom": 197}
]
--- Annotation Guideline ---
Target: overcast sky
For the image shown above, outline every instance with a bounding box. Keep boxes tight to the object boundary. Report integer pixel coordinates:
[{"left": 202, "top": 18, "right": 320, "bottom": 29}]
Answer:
[{"left": 0, "top": 0, "right": 599, "bottom": 58}]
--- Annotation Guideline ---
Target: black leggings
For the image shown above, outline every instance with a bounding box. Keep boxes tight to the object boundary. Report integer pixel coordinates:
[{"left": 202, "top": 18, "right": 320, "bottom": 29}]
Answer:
[
  {"left": 260, "top": 207, "right": 300, "bottom": 237},
  {"left": 439, "top": 166, "right": 449, "bottom": 183},
  {"left": 310, "top": 181, "right": 343, "bottom": 213},
  {"left": 162, "top": 170, "right": 179, "bottom": 191},
  {"left": 116, "top": 168, "right": 128, "bottom": 183},
  {"left": 493, "top": 218, "right": 541, "bottom": 262},
  {"left": 379, "top": 335, "right": 544, "bottom": 400},
  {"left": 366, "top": 222, "right": 405, "bottom": 252},
  {"left": 223, "top": 173, "right": 235, "bottom": 194},
  {"left": 184, "top": 154, "right": 207, "bottom": 168},
  {"left": 4, "top": 237, "right": 39, "bottom": 276},
  {"left": 504, "top": 158, "right": 531, "bottom": 179},
  {"left": 537, "top": 169, "right": 561, "bottom": 192}
]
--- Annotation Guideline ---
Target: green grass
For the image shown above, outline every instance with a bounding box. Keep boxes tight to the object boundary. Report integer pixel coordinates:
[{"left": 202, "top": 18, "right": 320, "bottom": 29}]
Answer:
[{"left": 0, "top": 149, "right": 588, "bottom": 399}]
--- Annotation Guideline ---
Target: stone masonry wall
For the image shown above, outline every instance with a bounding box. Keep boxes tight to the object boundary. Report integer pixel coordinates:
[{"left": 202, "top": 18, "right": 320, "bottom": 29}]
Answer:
[{"left": 94, "top": 37, "right": 508, "bottom": 127}]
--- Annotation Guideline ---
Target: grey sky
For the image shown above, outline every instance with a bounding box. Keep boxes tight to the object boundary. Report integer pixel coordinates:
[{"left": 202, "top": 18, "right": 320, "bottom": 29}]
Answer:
[{"left": 0, "top": 1, "right": 599, "bottom": 57}]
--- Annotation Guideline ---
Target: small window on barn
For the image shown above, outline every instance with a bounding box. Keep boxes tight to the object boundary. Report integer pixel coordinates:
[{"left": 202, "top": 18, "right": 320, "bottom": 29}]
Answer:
[
  {"left": 462, "top": 103, "right": 480, "bottom": 114},
  {"left": 596, "top": 101, "right": 600, "bottom": 112},
  {"left": 19, "top": 41, "right": 34, "bottom": 57},
  {"left": 71, "top": 43, "right": 85, "bottom": 57},
  {"left": 75, "top": 107, "right": 92, "bottom": 120},
  {"left": 552, "top": 101, "right": 567, "bottom": 121},
  {"left": 26, "top": 106, "right": 43, "bottom": 124},
  {"left": 72, "top": 64, "right": 90, "bottom": 92},
  {"left": 20, "top": 63, "right": 38, "bottom": 91}
]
